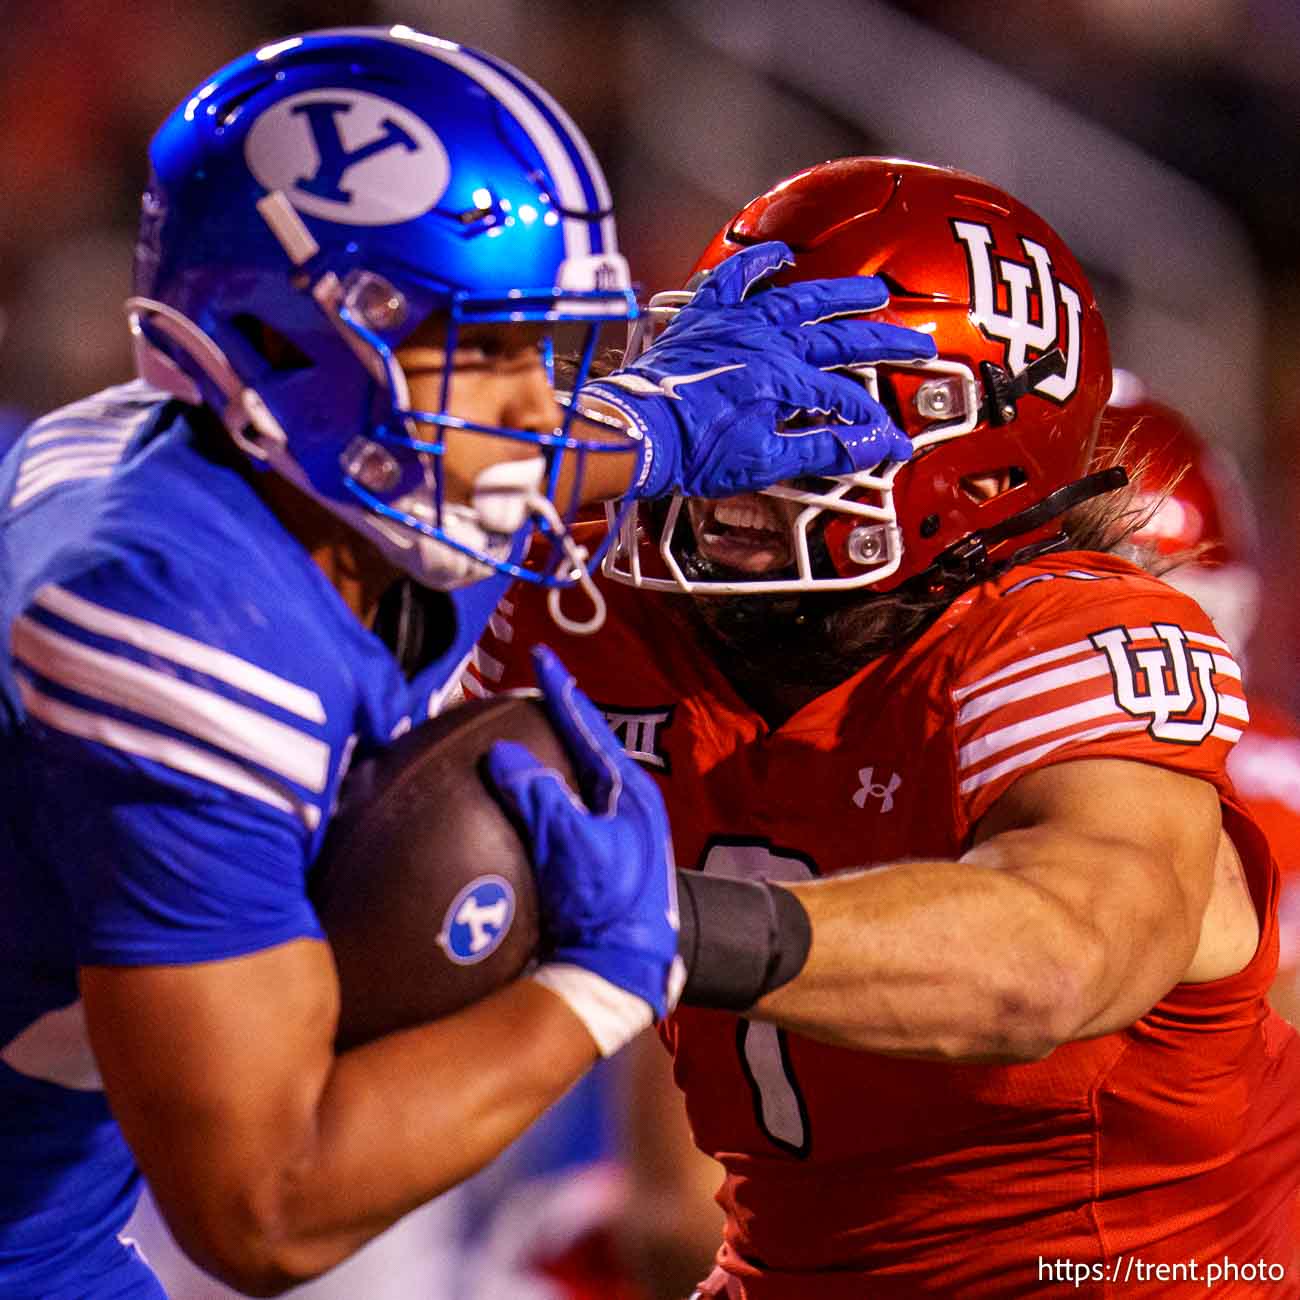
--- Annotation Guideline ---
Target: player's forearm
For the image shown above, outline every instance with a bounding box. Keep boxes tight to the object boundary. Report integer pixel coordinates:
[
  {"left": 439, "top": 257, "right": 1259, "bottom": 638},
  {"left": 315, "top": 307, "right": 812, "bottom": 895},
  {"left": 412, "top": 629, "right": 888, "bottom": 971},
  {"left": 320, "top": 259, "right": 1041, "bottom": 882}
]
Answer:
[
  {"left": 172, "top": 981, "right": 597, "bottom": 1293},
  {"left": 752, "top": 844, "right": 1169, "bottom": 1062},
  {"left": 553, "top": 410, "right": 642, "bottom": 509}
]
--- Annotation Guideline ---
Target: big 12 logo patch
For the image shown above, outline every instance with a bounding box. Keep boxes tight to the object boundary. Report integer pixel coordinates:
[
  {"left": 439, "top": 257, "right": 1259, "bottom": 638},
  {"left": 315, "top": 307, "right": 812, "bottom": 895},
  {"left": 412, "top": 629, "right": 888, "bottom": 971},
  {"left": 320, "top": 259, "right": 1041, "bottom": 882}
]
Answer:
[{"left": 952, "top": 219, "right": 1083, "bottom": 403}]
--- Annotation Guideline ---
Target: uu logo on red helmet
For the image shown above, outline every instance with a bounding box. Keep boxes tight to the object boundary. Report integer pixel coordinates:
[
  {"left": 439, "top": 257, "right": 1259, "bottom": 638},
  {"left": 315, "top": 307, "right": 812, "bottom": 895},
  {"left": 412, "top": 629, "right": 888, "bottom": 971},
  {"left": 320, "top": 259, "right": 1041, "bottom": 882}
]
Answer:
[{"left": 951, "top": 219, "right": 1082, "bottom": 405}]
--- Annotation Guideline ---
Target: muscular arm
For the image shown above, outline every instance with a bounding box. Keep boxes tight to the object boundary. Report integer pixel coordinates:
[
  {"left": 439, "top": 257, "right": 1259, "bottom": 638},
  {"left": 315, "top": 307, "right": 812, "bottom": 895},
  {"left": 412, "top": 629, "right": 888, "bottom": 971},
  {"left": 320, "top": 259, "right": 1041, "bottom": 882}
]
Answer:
[
  {"left": 752, "top": 758, "right": 1224, "bottom": 1062},
  {"left": 82, "top": 945, "right": 597, "bottom": 1296}
]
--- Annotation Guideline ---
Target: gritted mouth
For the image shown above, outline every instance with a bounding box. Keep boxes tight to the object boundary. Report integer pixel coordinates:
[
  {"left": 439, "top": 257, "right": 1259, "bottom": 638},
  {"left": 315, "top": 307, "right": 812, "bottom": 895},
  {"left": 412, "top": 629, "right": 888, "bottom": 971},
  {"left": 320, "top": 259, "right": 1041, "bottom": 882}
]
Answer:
[{"left": 686, "top": 495, "right": 796, "bottom": 575}]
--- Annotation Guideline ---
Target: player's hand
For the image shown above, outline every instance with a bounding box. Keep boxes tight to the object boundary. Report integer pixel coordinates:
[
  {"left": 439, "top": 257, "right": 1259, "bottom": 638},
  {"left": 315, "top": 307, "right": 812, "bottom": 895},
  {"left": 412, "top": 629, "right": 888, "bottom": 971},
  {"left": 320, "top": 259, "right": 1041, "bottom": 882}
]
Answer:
[
  {"left": 578, "top": 240, "right": 937, "bottom": 499},
  {"left": 484, "top": 647, "right": 683, "bottom": 1048}
]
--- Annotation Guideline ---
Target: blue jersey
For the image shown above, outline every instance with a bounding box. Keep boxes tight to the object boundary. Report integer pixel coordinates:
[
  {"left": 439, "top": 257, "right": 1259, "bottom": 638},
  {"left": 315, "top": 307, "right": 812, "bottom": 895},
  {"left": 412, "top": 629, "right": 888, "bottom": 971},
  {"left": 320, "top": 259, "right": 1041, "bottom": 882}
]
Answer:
[{"left": 0, "top": 383, "right": 501, "bottom": 1298}]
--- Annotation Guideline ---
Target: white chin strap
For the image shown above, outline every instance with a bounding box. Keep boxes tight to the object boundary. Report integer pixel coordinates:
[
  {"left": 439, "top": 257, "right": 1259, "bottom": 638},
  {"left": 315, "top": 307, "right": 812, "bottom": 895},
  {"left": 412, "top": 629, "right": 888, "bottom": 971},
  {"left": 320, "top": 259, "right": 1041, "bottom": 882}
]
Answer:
[
  {"left": 385, "top": 456, "right": 547, "bottom": 591},
  {"left": 372, "top": 460, "right": 609, "bottom": 633}
]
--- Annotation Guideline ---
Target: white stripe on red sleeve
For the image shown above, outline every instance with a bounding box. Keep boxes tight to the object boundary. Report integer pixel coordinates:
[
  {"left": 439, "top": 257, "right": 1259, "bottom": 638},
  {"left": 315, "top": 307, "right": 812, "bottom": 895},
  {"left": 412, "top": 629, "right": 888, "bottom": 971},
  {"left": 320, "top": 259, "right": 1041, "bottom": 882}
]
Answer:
[{"left": 953, "top": 625, "right": 1247, "bottom": 796}]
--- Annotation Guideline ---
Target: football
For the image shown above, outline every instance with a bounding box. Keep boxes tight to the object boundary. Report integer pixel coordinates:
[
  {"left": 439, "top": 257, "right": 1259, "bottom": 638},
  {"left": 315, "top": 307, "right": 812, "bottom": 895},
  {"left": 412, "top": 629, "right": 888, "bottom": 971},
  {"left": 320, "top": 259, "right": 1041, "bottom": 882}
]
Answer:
[{"left": 309, "top": 692, "right": 574, "bottom": 1049}]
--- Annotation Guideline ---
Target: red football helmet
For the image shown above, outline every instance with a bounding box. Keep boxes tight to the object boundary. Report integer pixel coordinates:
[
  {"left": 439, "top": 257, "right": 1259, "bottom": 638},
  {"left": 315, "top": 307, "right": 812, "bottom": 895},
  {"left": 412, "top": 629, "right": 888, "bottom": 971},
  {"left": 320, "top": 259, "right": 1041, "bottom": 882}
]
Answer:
[
  {"left": 1099, "top": 369, "right": 1259, "bottom": 653},
  {"left": 605, "top": 157, "right": 1117, "bottom": 595}
]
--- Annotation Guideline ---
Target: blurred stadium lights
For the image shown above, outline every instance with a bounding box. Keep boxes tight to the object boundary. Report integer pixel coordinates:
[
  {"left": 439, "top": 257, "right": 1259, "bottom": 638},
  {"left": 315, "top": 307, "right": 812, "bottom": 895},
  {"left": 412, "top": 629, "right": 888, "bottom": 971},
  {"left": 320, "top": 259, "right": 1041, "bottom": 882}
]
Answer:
[{"left": 657, "top": 0, "right": 1262, "bottom": 457}]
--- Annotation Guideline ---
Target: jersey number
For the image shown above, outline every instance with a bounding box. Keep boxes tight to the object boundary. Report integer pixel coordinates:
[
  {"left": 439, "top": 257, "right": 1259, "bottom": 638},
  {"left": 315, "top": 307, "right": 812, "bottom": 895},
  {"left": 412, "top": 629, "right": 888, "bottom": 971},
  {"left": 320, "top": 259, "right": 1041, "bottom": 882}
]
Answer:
[{"left": 698, "top": 838, "right": 817, "bottom": 1157}]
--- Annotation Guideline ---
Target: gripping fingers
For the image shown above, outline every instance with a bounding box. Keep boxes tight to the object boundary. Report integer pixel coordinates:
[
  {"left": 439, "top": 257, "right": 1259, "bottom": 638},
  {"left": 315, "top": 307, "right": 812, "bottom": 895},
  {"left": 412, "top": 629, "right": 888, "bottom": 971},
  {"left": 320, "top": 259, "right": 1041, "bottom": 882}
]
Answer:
[
  {"left": 484, "top": 739, "right": 586, "bottom": 846},
  {"left": 784, "top": 365, "right": 892, "bottom": 429},
  {"left": 797, "top": 318, "right": 940, "bottom": 369},
  {"left": 754, "top": 276, "right": 893, "bottom": 326},
  {"left": 530, "top": 645, "right": 623, "bottom": 814},
  {"left": 775, "top": 416, "right": 912, "bottom": 476},
  {"left": 686, "top": 241, "right": 795, "bottom": 312}
]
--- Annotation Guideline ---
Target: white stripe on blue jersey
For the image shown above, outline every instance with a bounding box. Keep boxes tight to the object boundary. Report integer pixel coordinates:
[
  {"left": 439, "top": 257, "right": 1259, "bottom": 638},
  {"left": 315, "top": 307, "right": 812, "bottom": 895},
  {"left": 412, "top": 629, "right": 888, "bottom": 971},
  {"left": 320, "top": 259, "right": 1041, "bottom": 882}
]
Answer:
[
  {"left": 8, "top": 384, "right": 152, "bottom": 508},
  {"left": 34, "top": 584, "right": 327, "bottom": 723},
  {"left": 19, "top": 432, "right": 134, "bottom": 470},
  {"left": 25, "top": 422, "right": 137, "bottom": 449},
  {"left": 18, "top": 676, "right": 323, "bottom": 830},
  {"left": 358, "top": 26, "right": 602, "bottom": 261},
  {"left": 12, "top": 616, "right": 331, "bottom": 795},
  {"left": 12, "top": 455, "right": 125, "bottom": 509}
]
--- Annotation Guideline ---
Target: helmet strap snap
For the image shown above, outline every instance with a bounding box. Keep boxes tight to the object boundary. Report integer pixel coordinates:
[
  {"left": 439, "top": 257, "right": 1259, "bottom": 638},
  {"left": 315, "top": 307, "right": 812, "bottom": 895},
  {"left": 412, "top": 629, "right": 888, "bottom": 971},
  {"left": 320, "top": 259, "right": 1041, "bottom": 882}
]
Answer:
[
  {"left": 979, "top": 348, "right": 1067, "bottom": 426},
  {"left": 920, "top": 465, "right": 1129, "bottom": 593}
]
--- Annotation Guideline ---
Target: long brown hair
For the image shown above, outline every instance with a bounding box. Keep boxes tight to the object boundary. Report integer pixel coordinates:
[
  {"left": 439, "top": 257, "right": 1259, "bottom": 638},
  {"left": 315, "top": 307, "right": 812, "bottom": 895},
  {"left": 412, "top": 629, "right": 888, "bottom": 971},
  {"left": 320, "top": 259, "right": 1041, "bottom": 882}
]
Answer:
[{"left": 683, "top": 444, "right": 1183, "bottom": 717}]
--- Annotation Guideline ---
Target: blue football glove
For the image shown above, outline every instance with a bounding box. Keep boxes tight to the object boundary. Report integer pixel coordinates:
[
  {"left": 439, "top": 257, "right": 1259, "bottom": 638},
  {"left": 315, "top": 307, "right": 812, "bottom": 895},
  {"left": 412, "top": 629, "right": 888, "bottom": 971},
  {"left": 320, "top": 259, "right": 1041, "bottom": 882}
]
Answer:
[
  {"left": 578, "top": 240, "right": 938, "bottom": 499},
  {"left": 484, "top": 646, "right": 682, "bottom": 1053}
]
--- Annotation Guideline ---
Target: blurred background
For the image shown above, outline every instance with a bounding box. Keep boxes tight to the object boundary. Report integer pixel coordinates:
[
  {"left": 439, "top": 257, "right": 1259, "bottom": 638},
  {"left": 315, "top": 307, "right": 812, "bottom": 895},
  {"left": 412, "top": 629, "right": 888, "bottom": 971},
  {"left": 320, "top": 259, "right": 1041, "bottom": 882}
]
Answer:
[
  {"left": 3, "top": 0, "right": 1298, "bottom": 699},
  {"left": 2, "top": 0, "right": 1298, "bottom": 692},
  {"left": 3, "top": 1, "right": 1298, "bottom": 1294}
]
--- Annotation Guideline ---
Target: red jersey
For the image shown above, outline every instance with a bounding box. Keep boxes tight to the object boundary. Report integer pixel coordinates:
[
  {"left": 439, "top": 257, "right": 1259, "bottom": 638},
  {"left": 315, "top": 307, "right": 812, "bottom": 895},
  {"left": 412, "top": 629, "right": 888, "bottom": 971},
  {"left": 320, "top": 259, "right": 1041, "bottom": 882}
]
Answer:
[
  {"left": 1229, "top": 695, "right": 1300, "bottom": 982},
  {"left": 470, "top": 552, "right": 1300, "bottom": 1298}
]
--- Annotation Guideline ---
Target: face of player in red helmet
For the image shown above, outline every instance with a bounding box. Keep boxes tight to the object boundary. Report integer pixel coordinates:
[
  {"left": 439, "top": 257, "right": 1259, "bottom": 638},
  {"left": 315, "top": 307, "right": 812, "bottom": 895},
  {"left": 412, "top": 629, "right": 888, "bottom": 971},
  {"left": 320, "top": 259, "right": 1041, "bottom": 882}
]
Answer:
[
  {"left": 605, "top": 157, "right": 1114, "bottom": 596},
  {"left": 1099, "top": 370, "right": 1260, "bottom": 654}
]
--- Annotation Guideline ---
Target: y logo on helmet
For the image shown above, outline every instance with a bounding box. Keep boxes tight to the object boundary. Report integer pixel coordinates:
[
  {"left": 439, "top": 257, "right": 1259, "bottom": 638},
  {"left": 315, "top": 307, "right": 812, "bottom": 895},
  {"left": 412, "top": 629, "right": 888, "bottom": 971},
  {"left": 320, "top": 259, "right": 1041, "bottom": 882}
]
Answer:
[
  {"left": 245, "top": 90, "right": 450, "bottom": 225},
  {"left": 437, "top": 876, "right": 517, "bottom": 965},
  {"left": 952, "top": 220, "right": 1082, "bottom": 403}
]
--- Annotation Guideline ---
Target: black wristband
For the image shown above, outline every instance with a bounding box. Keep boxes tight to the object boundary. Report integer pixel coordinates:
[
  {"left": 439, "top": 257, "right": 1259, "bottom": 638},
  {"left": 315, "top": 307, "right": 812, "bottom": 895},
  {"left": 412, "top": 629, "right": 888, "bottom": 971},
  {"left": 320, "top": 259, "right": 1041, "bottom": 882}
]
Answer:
[{"left": 675, "top": 869, "right": 812, "bottom": 1011}]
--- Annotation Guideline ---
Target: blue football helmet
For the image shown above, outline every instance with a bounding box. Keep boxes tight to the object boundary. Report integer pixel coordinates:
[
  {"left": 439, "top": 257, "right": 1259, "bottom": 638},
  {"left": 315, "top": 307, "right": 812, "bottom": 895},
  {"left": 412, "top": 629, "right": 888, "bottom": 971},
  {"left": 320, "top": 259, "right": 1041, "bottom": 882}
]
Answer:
[{"left": 128, "top": 26, "right": 638, "bottom": 592}]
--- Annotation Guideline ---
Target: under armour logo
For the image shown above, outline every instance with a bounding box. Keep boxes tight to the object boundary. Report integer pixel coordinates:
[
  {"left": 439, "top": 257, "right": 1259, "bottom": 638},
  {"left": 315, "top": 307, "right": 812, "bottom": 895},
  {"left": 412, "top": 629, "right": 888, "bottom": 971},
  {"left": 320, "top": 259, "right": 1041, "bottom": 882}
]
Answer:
[
  {"left": 852, "top": 767, "right": 901, "bottom": 812},
  {"left": 952, "top": 219, "right": 1082, "bottom": 403},
  {"left": 1091, "top": 622, "right": 1220, "bottom": 743},
  {"left": 438, "top": 876, "right": 516, "bottom": 964},
  {"left": 292, "top": 101, "right": 418, "bottom": 204}
]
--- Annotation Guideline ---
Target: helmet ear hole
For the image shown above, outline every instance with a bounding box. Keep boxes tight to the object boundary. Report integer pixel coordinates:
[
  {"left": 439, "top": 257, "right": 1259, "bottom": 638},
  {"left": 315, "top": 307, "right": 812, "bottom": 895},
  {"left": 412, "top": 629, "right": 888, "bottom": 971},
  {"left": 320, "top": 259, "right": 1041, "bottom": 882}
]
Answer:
[
  {"left": 230, "top": 314, "right": 313, "bottom": 372},
  {"left": 959, "top": 466, "right": 1026, "bottom": 502}
]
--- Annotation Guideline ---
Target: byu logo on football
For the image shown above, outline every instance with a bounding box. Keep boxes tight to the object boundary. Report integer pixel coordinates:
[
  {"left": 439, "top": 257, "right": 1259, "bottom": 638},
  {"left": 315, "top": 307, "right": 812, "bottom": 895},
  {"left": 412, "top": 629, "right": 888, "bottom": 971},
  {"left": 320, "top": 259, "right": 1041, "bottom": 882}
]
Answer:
[
  {"left": 952, "top": 219, "right": 1082, "bottom": 402},
  {"left": 245, "top": 90, "right": 450, "bottom": 224},
  {"left": 1091, "top": 623, "right": 1220, "bottom": 743},
  {"left": 437, "top": 875, "right": 516, "bottom": 965},
  {"left": 853, "top": 767, "right": 901, "bottom": 812}
]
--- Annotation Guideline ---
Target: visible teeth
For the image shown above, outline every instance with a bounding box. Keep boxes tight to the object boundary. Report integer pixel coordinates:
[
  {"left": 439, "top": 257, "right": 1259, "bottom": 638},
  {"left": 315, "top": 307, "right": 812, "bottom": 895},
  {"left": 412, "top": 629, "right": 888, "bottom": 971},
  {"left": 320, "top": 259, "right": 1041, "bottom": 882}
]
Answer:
[{"left": 714, "top": 501, "right": 774, "bottom": 531}]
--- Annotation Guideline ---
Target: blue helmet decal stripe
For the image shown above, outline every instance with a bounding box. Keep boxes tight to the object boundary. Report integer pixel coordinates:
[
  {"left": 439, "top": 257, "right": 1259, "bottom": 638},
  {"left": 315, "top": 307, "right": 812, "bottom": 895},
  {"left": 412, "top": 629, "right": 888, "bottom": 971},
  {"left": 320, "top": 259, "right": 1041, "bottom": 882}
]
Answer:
[
  {"left": 454, "top": 45, "right": 615, "bottom": 255},
  {"left": 403, "top": 33, "right": 611, "bottom": 259},
  {"left": 348, "top": 26, "right": 614, "bottom": 262}
]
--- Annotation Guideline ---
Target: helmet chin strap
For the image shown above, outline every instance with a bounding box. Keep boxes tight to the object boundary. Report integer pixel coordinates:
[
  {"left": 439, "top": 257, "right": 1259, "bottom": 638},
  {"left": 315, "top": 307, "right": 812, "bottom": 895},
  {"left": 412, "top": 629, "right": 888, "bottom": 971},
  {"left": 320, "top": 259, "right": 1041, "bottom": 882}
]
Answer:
[
  {"left": 529, "top": 492, "right": 607, "bottom": 635},
  {"left": 918, "top": 466, "right": 1130, "bottom": 594}
]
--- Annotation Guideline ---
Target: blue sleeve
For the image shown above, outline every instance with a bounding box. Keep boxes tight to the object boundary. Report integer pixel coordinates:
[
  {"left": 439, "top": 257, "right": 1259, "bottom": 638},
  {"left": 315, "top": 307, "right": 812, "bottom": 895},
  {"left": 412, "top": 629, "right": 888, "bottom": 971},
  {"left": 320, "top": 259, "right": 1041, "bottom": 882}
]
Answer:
[
  {"left": 437, "top": 572, "right": 515, "bottom": 678},
  {"left": 9, "top": 549, "right": 351, "bottom": 966}
]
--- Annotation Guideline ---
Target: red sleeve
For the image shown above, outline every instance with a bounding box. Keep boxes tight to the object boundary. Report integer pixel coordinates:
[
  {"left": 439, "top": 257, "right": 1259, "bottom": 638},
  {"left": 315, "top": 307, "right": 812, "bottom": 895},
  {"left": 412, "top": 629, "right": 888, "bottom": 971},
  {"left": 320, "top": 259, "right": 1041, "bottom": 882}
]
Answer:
[
  {"left": 950, "top": 570, "right": 1249, "bottom": 831},
  {"left": 460, "top": 582, "right": 554, "bottom": 700}
]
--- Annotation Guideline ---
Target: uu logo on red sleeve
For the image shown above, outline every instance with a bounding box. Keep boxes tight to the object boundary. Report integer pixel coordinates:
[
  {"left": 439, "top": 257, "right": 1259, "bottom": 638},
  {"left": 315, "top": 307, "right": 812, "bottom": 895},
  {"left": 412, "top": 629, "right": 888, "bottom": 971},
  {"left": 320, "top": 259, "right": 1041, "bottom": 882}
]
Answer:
[
  {"left": 952, "top": 219, "right": 1083, "bottom": 402},
  {"left": 1091, "top": 623, "right": 1222, "bottom": 743},
  {"left": 953, "top": 616, "right": 1248, "bottom": 799}
]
